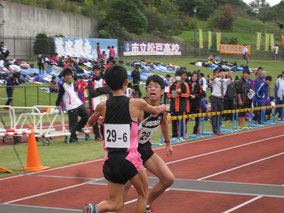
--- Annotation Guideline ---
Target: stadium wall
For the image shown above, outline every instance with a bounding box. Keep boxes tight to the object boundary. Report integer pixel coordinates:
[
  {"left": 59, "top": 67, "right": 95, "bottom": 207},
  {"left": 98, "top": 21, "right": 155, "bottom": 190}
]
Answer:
[{"left": 0, "top": 1, "right": 98, "bottom": 58}]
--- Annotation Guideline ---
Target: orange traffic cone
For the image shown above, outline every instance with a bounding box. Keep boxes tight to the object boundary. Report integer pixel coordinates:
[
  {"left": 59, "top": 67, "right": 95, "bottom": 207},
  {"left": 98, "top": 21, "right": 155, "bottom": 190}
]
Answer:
[{"left": 21, "top": 125, "right": 50, "bottom": 171}]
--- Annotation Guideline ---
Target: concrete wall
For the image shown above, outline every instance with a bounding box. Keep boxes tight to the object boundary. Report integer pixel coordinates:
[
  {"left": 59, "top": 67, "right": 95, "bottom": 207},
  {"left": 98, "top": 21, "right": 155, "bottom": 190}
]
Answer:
[
  {"left": 0, "top": 1, "right": 98, "bottom": 59},
  {"left": 0, "top": 1, "right": 97, "bottom": 38}
]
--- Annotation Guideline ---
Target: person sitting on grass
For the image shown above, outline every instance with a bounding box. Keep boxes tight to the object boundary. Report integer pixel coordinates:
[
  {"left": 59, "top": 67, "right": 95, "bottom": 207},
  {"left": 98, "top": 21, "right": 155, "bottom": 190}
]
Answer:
[{"left": 49, "top": 76, "right": 58, "bottom": 93}]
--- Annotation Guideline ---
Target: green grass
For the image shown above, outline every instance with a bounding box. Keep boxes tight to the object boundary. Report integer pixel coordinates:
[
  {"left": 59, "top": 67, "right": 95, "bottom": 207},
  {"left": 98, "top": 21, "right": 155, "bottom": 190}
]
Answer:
[
  {"left": 0, "top": 139, "right": 106, "bottom": 177},
  {"left": 178, "top": 17, "right": 283, "bottom": 47}
]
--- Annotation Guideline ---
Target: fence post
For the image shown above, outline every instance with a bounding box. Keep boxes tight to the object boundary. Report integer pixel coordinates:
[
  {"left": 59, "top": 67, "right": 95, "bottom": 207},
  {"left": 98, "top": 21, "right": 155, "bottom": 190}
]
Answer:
[
  {"left": 24, "top": 87, "right": 27, "bottom": 107},
  {"left": 30, "top": 37, "right": 32, "bottom": 59},
  {"left": 37, "top": 87, "right": 39, "bottom": 105},
  {"left": 13, "top": 36, "right": 16, "bottom": 59}
]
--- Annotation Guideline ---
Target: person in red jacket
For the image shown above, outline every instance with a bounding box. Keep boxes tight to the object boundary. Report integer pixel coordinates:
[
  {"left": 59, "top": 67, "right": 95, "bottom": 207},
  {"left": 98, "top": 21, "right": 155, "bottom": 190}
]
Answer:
[
  {"left": 76, "top": 76, "right": 87, "bottom": 105},
  {"left": 168, "top": 70, "right": 190, "bottom": 138}
]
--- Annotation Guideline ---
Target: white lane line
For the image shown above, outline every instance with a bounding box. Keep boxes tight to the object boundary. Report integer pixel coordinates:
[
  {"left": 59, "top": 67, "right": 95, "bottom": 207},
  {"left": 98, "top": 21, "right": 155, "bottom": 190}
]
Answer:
[
  {"left": 1, "top": 124, "right": 282, "bottom": 181},
  {"left": 198, "top": 152, "right": 284, "bottom": 180},
  {"left": 223, "top": 184, "right": 284, "bottom": 213},
  {"left": 4, "top": 182, "right": 87, "bottom": 204},
  {"left": 166, "top": 134, "right": 284, "bottom": 165},
  {"left": 0, "top": 158, "right": 104, "bottom": 181},
  {"left": 223, "top": 196, "right": 262, "bottom": 213},
  {"left": 4, "top": 134, "right": 283, "bottom": 203}
]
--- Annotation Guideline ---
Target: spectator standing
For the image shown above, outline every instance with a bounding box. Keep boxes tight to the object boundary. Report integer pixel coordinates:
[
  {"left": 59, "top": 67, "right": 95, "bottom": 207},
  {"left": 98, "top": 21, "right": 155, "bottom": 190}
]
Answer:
[
  {"left": 5, "top": 73, "right": 21, "bottom": 107},
  {"left": 188, "top": 72, "right": 203, "bottom": 135},
  {"left": 97, "top": 42, "right": 102, "bottom": 59},
  {"left": 131, "top": 67, "right": 141, "bottom": 93},
  {"left": 37, "top": 52, "right": 45, "bottom": 74},
  {"left": 275, "top": 71, "right": 284, "bottom": 120},
  {"left": 273, "top": 44, "right": 279, "bottom": 60},
  {"left": 125, "top": 83, "right": 133, "bottom": 98},
  {"left": 76, "top": 76, "right": 87, "bottom": 105},
  {"left": 0, "top": 41, "right": 9, "bottom": 59},
  {"left": 223, "top": 73, "right": 236, "bottom": 121},
  {"left": 253, "top": 76, "right": 272, "bottom": 124},
  {"left": 164, "top": 74, "right": 171, "bottom": 104},
  {"left": 56, "top": 68, "right": 90, "bottom": 143},
  {"left": 210, "top": 69, "right": 233, "bottom": 135},
  {"left": 87, "top": 65, "right": 110, "bottom": 140},
  {"left": 254, "top": 67, "right": 265, "bottom": 89},
  {"left": 167, "top": 70, "right": 190, "bottom": 138},
  {"left": 236, "top": 70, "right": 251, "bottom": 129},
  {"left": 199, "top": 73, "right": 208, "bottom": 97}
]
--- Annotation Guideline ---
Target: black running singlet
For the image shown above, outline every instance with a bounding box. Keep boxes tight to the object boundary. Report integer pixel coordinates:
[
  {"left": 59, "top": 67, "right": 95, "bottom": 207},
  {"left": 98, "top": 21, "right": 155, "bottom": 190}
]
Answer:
[{"left": 138, "top": 111, "right": 164, "bottom": 144}]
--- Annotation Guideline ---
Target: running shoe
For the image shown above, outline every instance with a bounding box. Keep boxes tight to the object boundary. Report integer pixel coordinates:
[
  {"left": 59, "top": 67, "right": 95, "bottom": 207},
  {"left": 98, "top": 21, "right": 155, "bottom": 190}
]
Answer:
[
  {"left": 239, "top": 125, "right": 247, "bottom": 130},
  {"left": 214, "top": 131, "right": 224, "bottom": 136},
  {"left": 83, "top": 203, "right": 96, "bottom": 213},
  {"left": 95, "top": 137, "right": 103, "bottom": 141},
  {"left": 145, "top": 206, "right": 154, "bottom": 213}
]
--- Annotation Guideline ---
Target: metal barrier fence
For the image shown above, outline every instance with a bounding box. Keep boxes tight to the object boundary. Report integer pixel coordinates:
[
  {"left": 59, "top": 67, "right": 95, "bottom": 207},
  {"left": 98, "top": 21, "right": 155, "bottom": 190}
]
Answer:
[
  {"left": 155, "top": 104, "right": 284, "bottom": 146},
  {"left": 1, "top": 36, "right": 282, "bottom": 60},
  {"left": 0, "top": 85, "right": 58, "bottom": 107}
]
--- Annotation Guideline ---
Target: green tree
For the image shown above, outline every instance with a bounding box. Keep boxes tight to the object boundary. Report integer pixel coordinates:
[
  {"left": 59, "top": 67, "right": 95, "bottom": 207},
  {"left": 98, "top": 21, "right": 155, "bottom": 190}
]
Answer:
[
  {"left": 106, "top": 0, "right": 148, "bottom": 35},
  {"left": 33, "top": 33, "right": 51, "bottom": 55}
]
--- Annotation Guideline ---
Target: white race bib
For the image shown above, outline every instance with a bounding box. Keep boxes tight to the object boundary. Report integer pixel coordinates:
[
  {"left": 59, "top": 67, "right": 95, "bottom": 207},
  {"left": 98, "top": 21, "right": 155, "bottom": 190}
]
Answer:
[
  {"left": 104, "top": 124, "right": 130, "bottom": 148},
  {"left": 138, "top": 127, "right": 158, "bottom": 144}
]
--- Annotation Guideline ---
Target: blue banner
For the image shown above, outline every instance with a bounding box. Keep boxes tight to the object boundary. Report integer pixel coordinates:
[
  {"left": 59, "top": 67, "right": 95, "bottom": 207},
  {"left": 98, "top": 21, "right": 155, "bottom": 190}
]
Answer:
[
  {"left": 123, "top": 41, "right": 181, "bottom": 56},
  {"left": 54, "top": 37, "right": 118, "bottom": 59}
]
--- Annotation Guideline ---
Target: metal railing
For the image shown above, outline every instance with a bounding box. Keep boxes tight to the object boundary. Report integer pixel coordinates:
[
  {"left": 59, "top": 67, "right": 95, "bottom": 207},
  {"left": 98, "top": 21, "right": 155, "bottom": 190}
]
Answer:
[{"left": 0, "top": 85, "right": 58, "bottom": 107}]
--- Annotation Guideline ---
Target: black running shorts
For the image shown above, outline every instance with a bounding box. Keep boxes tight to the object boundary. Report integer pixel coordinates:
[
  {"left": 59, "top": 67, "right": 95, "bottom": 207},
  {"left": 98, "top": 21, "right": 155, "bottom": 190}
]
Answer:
[
  {"left": 103, "top": 152, "right": 139, "bottom": 185},
  {"left": 138, "top": 141, "right": 154, "bottom": 164}
]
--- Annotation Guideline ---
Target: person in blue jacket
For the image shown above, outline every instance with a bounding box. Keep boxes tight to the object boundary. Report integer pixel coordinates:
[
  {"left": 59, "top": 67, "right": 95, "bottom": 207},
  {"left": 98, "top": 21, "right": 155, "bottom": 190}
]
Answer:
[{"left": 253, "top": 76, "right": 272, "bottom": 124}]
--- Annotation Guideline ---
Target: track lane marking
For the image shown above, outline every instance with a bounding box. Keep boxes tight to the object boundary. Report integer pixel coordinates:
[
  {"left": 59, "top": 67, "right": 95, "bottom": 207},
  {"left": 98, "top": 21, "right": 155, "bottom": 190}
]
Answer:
[
  {"left": 198, "top": 152, "right": 284, "bottom": 180},
  {"left": 223, "top": 184, "right": 284, "bottom": 213},
  {"left": 166, "top": 134, "right": 284, "bottom": 165}
]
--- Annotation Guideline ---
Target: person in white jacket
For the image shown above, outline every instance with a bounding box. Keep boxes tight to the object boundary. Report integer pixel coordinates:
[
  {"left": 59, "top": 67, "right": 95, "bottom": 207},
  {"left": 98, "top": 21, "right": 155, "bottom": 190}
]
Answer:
[{"left": 56, "top": 68, "right": 89, "bottom": 143}]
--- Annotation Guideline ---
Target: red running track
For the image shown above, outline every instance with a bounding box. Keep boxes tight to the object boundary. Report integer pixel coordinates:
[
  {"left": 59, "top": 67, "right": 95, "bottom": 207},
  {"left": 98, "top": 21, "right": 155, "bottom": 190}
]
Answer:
[{"left": 0, "top": 124, "right": 284, "bottom": 213}]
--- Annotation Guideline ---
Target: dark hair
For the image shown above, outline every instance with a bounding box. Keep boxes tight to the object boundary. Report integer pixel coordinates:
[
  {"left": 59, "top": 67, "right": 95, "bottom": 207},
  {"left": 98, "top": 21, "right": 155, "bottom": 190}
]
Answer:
[
  {"left": 190, "top": 71, "right": 200, "bottom": 84},
  {"left": 78, "top": 76, "right": 83, "bottom": 79},
  {"left": 218, "top": 68, "right": 226, "bottom": 73},
  {"left": 165, "top": 74, "right": 171, "bottom": 78},
  {"left": 92, "top": 65, "right": 100, "bottom": 71},
  {"left": 12, "top": 72, "right": 20, "bottom": 78},
  {"left": 200, "top": 73, "right": 204, "bottom": 77},
  {"left": 127, "top": 82, "right": 132, "bottom": 88},
  {"left": 175, "top": 69, "right": 184, "bottom": 76},
  {"left": 243, "top": 69, "right": 250, "bottom": 75},
  {"left": 146, "top": 75, "right": 165, "bottom": 89},
  {"left": 52, "top": 76, "right": 56, "bottom": 80},
  {"left": 105, "top": 65, "right": 127, "bottom": 91},
  {"left": 257, "top": 67, "right": 263, "bottom": 71},
  {"left": 265, "top": 76, "right": 272, "bottom": 81},
  {"left": 62, "top": 68, "right": 73, "bottom": 76},
  {"left": 282, "top": 71, "right": 284, "bottom": 74}
]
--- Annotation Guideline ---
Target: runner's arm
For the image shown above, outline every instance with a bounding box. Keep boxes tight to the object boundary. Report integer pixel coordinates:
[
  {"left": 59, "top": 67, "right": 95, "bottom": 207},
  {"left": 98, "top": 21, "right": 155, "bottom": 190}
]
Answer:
[{"left": 88, "top": 102, "right": 105, "bottom": 126}]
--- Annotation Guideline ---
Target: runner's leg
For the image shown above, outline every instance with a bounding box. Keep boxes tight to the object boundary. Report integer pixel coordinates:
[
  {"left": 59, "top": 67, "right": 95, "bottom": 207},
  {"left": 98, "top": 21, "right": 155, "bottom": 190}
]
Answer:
[{"left": 144, "top": 153, "right": 175, "bottom": 205}]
